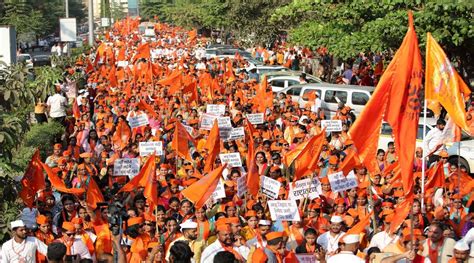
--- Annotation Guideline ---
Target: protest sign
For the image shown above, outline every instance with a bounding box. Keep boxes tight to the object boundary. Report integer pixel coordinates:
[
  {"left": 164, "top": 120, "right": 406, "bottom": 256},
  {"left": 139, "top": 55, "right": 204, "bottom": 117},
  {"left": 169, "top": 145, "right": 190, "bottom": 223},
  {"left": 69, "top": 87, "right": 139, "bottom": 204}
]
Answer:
[
  {"left": 328, "top": 170, "right": 358, "bottom": 193},
  {"left": 237, "top": 175, "right": 247, "bottom": 197},
  {"left": 288, "top": 177, "right": 321, "bottom": 200},
  {"left": 128, "top": 114, "right": 149, "bottom": 129},
  {"left": 113, "top": 158, "right": 140, "bottom": 178},
  {"left": 139, "top": 141, "right": 163, "bottom": 156},
  {"left": 227, "top": 127, "right": 245, "bottom": 141},
  {"left": 268, "top": 200, "right": 301, "bottom": 221},
  {"left": 217, "top": 117, "right": 232, "bottom": 128},
  {"left": 321, "top": 120, "right": 342, "bottom": 132},
  {"left": 247, "top": 113, "right": 264, "bottom": 125},
  {"left": 219, "top": 127, "right": 232, "bottom": 141},
  {"left": 206, "top": 104, "right": 226, "bottom": 116},
  {"left": 295, "top": 254, "right": 317, "bottom": 263},
  {"left": 210, "top": 179, "right": 226, "bottom": 201},
  {"left": 199, "top": 113, "right": 218, "bottom": 130},
  {"left": 219, "top": 153, "right": 243, "bottom": 167},
  {"left": 260, "top": 176, "right": 281, "bottom": 199}
]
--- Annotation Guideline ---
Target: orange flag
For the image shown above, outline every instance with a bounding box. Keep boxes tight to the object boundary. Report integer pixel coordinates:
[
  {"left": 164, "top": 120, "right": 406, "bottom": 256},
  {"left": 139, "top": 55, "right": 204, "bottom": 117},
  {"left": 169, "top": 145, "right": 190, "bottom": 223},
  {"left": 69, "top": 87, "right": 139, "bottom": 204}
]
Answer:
[
  {"left": 349, "top": 12, "right": 422, "bottom": 196},
  {"left": 171, "top": 122, "right": 193, "bottom": 162},
  {"left": 133, "top": 42, "right": 150, "bottom": 62},
  {"left": 183, "top": 79, "right": 199, "bottom": 103},
  {"left": 181, "top": 165, "right": 226, "bottom": 209},
  {"left": 157, "top": 70, "right": 182, "bottom": 94},
  {"left": 86, "top": 177, "right": 105, "bottom": 210},
  {"left": 40, "top": 162, "right": 85, "bottom": 195},
  {"left": 137, "top": 100, "right": 158, "bottom": 119},
  {"left": 112, "top": 119, "right": 131, "bottom": 150},
  {"left": 245, "top": 121, "right": 260, "bottom": 196},
  {"left": 346, "top": 211, "right": 373, "bottom": 235},
  {"left": 425, "top": 32, "right": 471, "bottom": 132},
  {"left": 283, "top": 138, "right": 313, "bottom": 167},
  {"left": 389, "top": 196, "right": 413, "bottom": 234},
  {"left": 203, "top": 120, "right": 220, "bottom": 173},
  {"left": 338, "top": 149, "right": 361, "bottom": 176},
  {"left": 119, "top": 154, "right": 158, "bottom": 207},
  {"left": 293, "top": 132, "right": 325, "bottom": 181},
  {"left": 424, "top": 161, "right": 444, "bottom": 192},
  {"left": 117, "top": 46, "right": 126, "bottom": 61},
  {"left": 19, "top": 149, "right": 45, "bottom": 208},
  {"left": 109, "top": 65, "right": 118, "bottom": 87}
]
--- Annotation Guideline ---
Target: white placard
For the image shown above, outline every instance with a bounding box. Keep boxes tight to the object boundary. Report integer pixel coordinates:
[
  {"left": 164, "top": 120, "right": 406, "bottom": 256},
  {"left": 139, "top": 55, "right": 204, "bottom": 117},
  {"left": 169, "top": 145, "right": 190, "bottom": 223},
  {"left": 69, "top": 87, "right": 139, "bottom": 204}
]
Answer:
[
  {"left": 237, "top": 175, "right": 247, "bottom": 197},
  {"left": 219, "top": 127, "right": 232, "bottom": 141},
  {"left": 101, "top": 17, "right": 110, "bottom": 27},
  {"left": 321, "top": 120, "right": 342, "bottom": 132},
  {"left": 139, "top": 141, "right": 163, "bottom": 156},
  {"left": 217, "top": 117, "right": 232, "bottom": 128},
  {"left": 260, "top": 176, "right": 281, "bottom": 199},
  {"left": 227, "top": 127, "right": 245, "bottom": 141},
  {"left": 210, "top": 179, "right": 226, "bottom": 201},
  {"left": 328, "top": 170, "right": 358, "bottom": 193},
  {"left": 206, "top": 104, "right": 226, "bottom": 116},
  {"left": 295, "top": 254, "right": 317, "bottom": 263},
  {"left": 199, "top": 113, "right": 218, "bottom": 130},
  {"left": 219, "top": 153, "right": 243, "bottom": 167},
  {"left": 59, "top": 18, "right": 77, "bottom": 42},
  {"left": 268, "top": 200, "right": 301, "bottom": 221},
  {"left": 113, "top": 158, "right": 140, "bottom": 178},
  {"left": 128, "top": 114, "right": 149, "bottom": 129},
  {"left": 288, "top": 177, "right": 321, "bottom": 200},
  {"left": 117, "top": 61, "right": 129, "bottom": 68},
  {"left": 183, "top": 124, "right": 194, "bottom": 135},
  {"left": 247, "top": 113, "right": 264, "bottom": 125}
]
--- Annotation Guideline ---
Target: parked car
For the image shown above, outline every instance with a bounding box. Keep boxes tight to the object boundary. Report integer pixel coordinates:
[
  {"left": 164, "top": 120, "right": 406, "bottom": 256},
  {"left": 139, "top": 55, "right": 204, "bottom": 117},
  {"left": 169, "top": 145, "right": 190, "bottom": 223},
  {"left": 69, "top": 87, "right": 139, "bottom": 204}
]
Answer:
[
  {"left": 266, "top": 71, "right": 322, "bottom": 93},
  {"left": 17, "top": 54, "right": 33, "bottom": 68},
  {"left": 33, "top": 55, "right": 51, "bottom": 67},
  {"left": 278, "top": 83, "right": 374, "bottom": 118}
]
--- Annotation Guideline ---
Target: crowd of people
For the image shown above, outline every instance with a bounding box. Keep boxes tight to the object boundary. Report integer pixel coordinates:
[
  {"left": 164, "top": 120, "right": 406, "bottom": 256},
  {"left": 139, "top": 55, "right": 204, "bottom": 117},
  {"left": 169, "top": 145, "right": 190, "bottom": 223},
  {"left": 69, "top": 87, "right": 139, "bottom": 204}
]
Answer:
[{"left": 1, "top": 18, "right": 474, "bottom": 263}]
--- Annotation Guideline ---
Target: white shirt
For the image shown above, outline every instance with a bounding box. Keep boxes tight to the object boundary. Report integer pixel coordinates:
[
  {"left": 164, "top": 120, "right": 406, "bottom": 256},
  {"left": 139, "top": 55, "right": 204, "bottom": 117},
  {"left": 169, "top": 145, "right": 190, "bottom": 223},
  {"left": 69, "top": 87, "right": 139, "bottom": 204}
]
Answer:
[
  {"left": 311, "top": 97, "right": 322, "bottom": 113},
  {"left": 200, "top": 240, "right": 241, "bottom": 263},
  {"left": 461, "top": 228, "right": 474, "bottom": 257},
  {"left": 46, "top": 93, "right": 68, "bottom": 118},
  {"left": 327, "top": 251, "right": 364, "bottom": 263},
  {"left": 368, "top": 230, "right": 399, "bottom": 251},
  {"left": 317, "top": 231, "right": 345, "bottom": 255},
  {"left": 60, "top": 237, "right": 92, "bottom": 259},
  {"left": 0, "top": 236, "right": 47, "bottom": 263},
  {"left": 424, "top": 127, "right": 444, "bottom": 155}
]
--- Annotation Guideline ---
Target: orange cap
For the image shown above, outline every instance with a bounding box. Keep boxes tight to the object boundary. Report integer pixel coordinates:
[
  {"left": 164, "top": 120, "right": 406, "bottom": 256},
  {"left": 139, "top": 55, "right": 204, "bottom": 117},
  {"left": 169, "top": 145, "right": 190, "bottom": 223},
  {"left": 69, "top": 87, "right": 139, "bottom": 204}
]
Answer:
[
  {"left": 63, "top": 150, "right": 71, "bottom": 156},
  {"left": 216, "top": 224, "right": 231, "bottom": 233},
  {"left": 320, "top": 176, "right": 329, "bottom": 184},
  {"left": 439, "top": 150, "right": 449, "bottom": 158},
  {"left": 71, "top": 217, "right": 83, "bottom": 225},
  {"left": 265, "top": 231, "right": 285, "bottom": 241},
  {"left": 143, "top": 213, "right": 156, "bottom": 222},
  {"left": 62, "top": 221, "right": 75, "bottom": 232},
  {"left": 54, "top": 143, "right": 62, "bottom": 150},
  {"left": 57, "top": 157, "right": 67, "bottom": 165},
  {"left": 334, "top": 198, "right": 345, "bottom": 206},
  {"left": 128, "top": 217, "right": 144, "bottom": 226},
  {"left": 328, "top": 156, "right": 339, "bottom": 165},
  {"left": 80, "top": 152, "right": 93, "bottom": 158},
  {"left": 245, "top": 210, "right": 257, "bottom": 218},
  {"left": 227, "top": 217, "right": 240, "bottom": 224},
  {"left": 36, "top": 215, "right": 49, "bottom": 225}
]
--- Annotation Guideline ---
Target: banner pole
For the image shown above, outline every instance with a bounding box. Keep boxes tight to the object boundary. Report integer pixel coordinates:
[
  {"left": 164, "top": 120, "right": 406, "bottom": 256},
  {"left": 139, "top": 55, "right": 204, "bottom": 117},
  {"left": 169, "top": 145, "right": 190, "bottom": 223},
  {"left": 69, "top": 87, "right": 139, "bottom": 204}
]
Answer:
[{"left": 421, "top": 99, "right": 428, "bottom": 213}]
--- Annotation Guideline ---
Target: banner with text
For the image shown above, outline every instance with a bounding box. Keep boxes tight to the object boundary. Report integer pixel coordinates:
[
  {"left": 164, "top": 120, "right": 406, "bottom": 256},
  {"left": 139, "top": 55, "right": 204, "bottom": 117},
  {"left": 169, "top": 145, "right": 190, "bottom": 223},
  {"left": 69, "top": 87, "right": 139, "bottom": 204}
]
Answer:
[
  {"left": 219, "top": 153, "right": 243, "bottom": 167},
  {"left": 237, "top": 175, "right": 247, "bottom": 197},
  {"left": 139, "top": 141, "right": 163, "bottom": 156},
  {"left": 113, "top": 158, "right": 140, "bottom": 178},
  {"left": 247, "top": 113, "right": 264, "bottom": 125},
  {"left": 129, "top": 114, "right": 149, "bottom": 129},
  {"left": 288, "top": 177, "right": 321, "bottom": 200},
  {"left": 206, "top": 104, "right": 226, "bottom": 116},
  {"left": 268, "top": 200, "right": 301, "bottom": 221},
  {"left": 260, "top": 176, "right": 281, "bottom": 199},
  {"left": 328, "top": 170, "right": 358, "bottom": 193},
  {"left": 321, "top": 120, "right": 342, "bottom": 132}
]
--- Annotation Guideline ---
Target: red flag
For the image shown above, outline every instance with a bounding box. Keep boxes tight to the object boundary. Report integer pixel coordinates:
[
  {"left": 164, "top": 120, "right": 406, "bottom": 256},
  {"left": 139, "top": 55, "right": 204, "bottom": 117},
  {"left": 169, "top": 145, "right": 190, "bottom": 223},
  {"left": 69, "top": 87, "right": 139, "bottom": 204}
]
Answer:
[
  {"left": 349, "top": 12, "right": 422, "bottom": 196},
  {"left": 19, "top": 149, "right": 45, "bottom": 208},
  {"left": 181, "top": 165, "right": 226, "bottom": 209},
  {"left": 171, "top": 122, "right": 193, "bottom": 162},
  {"left": 203, "top": 120, "right": 220, "bottom": 173},
  {"left": 245, "top": 121, "right": 259, "bottom": 196}
]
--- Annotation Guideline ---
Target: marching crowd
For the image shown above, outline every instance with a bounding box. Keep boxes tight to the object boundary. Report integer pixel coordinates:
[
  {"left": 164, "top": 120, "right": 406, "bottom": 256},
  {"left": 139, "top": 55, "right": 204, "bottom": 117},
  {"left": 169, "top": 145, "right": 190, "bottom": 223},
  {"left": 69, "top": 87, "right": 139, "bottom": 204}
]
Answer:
[{"left": 1, "top": 18, "right": 474, "bottom": 263}]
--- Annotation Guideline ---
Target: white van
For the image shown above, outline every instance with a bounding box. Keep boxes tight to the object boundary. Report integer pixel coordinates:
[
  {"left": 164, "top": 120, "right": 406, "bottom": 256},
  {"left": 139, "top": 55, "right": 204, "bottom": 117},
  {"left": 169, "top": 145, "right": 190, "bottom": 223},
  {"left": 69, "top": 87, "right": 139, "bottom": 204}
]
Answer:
[{"left": 278, "top": 83, "right": 374, "bottom": 117}]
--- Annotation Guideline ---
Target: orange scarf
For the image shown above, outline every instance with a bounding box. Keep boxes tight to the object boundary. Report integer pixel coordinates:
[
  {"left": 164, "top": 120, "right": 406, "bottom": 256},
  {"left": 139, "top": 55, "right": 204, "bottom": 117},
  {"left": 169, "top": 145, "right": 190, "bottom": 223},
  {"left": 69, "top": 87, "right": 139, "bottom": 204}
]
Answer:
[{"left": 220, "top": 240, "right": 244, "bottom": 262}]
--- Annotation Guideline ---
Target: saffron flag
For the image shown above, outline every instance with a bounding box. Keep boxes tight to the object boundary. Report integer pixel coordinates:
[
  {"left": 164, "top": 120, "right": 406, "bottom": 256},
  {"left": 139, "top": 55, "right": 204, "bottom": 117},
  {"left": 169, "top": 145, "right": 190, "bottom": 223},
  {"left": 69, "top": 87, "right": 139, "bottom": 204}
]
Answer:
[
  {"left": 425, "top": 32, "right": 471, "bottom": 132},
  {"left": 112, "top": 119, "right": 131, "bottom": 150},
  {"left": 293, "top": 132, "right": 325, "bottom": 181},
  {"left": 109, "top": 65, "right": 118, "bottom": 87},
  {"left": 389, "top": 197, "right": 413, "bottom": 234},
  {"left": 203, "top": 120, "right": 220, "bottom": 173},
  {"left": 423, "top": 161, "right": 444, "bottom": 192},
  {"left": 119, "top": 154, "right": 158, "bottom": 207},
  {"left": 72, "top": 99, "right": 80, "bottom": 120},
  {"left": 245, "top": 121, "right": 260, "bottom": 196},
  {"left": 19, "top": 149, "right": 45, "bottom": 208},
  {"left": 86, "top": 177, "right": 105, "bottom": 210},
  {"left": 133, "top": 42, "right": 150, "bottom": 62},
  {"left": 181, "top": 165, "right": 226, "bottom": 209},
  {"left": 346, "top": 211, "right": 373, "bottom": 235},
  {"left": 349, "top": 11, "right": 422, "bottom": 196},
  {"left": 171, "top": 122, "right": 193, "bottom": 162},
  {"left": 137, "top": 99, "right": 159, "bottom": 119},
  {"left": 40, "top": 162, "right": 85, "bottom": 195}
]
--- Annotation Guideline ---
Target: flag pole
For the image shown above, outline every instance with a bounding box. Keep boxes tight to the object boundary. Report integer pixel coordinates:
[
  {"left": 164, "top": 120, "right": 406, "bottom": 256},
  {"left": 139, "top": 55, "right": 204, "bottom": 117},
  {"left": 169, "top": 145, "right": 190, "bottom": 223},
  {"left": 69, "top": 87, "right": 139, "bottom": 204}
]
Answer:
[{"left": 421, "top": 99, "right": 428, "bottom": 213}]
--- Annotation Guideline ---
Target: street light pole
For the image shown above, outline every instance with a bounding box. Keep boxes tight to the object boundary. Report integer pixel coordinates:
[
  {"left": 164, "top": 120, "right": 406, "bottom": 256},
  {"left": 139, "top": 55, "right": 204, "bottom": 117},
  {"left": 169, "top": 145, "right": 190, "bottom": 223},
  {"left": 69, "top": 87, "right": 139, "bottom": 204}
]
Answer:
[
  {"left": 65, "top": 0, "right": 69, "bottom": 18},
  {"left": 88, "top": 0, "right": 94, "bottom": 46}
]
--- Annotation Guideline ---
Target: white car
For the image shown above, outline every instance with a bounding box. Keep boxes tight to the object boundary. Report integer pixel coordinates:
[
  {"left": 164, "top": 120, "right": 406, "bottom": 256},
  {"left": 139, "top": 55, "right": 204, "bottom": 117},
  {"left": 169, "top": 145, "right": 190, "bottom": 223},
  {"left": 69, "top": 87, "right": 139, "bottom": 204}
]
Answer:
[
  {"left": 267, "top": 72, "right": 322, "bottom": 93},
  {"left": 378, "top": 121, "right": 474, "bottom": 174},
  {"left": 17, "top": 54, "right": 33, "bottom": 68}
]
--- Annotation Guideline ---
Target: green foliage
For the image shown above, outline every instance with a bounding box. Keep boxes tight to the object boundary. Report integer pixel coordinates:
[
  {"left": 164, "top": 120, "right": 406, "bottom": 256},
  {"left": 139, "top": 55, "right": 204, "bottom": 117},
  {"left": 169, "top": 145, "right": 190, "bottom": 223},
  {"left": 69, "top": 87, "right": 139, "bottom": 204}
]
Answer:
[
  {"left": 30, "top": 66, "right": 64, "bottom": 102},
  {"left": 0, "top": 112, "right": 30, "bottom": 162},
  {"left": 0, "top": 184, "right": 22, "bottom": 243},
  {"left": 24, "top": 122, "right": 65, "bottom": 160},
  {"left": 0, "top": 62, "right": 36, "bottom": 111}
]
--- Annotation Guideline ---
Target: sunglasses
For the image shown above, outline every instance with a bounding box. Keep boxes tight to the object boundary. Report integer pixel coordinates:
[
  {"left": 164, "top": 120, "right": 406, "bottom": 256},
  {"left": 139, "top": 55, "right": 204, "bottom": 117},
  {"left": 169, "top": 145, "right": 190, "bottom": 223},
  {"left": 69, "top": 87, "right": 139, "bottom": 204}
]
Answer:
[
  {"left": 66, "top": 232, "right": 75, "bottom": 236},
  {"left": 144, "top": 223, "right": 154, "bottom": 226}
]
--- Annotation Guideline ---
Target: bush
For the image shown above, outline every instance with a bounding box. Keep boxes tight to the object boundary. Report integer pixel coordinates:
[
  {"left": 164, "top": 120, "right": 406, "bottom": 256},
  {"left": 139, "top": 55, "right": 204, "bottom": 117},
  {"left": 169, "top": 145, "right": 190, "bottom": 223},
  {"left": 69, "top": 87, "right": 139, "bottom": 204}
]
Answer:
[{"left": 24, "top": 121, "right": 65, "bottom": 160}]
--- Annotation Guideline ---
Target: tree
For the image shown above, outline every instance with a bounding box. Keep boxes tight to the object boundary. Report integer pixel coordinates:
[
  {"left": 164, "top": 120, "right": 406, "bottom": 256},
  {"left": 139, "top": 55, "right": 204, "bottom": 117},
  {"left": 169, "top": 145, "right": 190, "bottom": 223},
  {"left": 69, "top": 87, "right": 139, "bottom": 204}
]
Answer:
[{"left": 271, "top": 1, "right": 474, "bottom": 79}]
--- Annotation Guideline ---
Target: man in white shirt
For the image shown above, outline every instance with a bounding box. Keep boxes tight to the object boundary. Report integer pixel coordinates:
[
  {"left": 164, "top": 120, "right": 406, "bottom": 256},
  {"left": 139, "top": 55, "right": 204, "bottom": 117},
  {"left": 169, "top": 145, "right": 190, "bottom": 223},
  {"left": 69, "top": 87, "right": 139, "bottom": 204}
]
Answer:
[
  {"left": 46, "top": 86, "right": 68, "bottom": 125},
  {"left": 368, "top": 211, "right": 399, "bottom": 251},
  {"left": 0, "top": 220, "right": 48, "bottom": 263},
  {"left": 165, "top": 220, "right": 205, "bottom": 263},
  {"left": 424, "top": 119, "right": 446, "bottom": 166},
  {"left": 317, "top": 215, "right": 346, "bottom": 258},
  {"left": 328, "top": 234, "right": 364, "bottom": 263},
  {"left": 201, "top": 225, "right": 245, "bottom": 263},
  {"left": 54, "top": 221, "right": 92, "bottom": 261}
]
